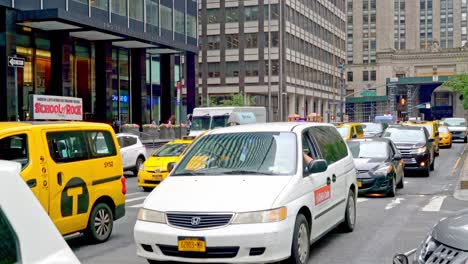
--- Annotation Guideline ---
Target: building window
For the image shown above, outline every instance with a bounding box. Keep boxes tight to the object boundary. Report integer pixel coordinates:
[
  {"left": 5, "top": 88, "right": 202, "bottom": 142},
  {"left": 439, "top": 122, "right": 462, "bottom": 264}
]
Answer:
[
  {"left": 347, "top": 71, "right": 353, "bottom": 82},
  {"left": 420, "top": 0, "right": 433, "bottom": 49},
  {"left": 264, "top": 4, "right": 279, "bottom": 20},
  {"left": 245, "top": 61, "right": 259, "bottom": 76},
  {"left": 207, "top": 9, "right": 220, "bottom": 24},
  {"left": 363, "top": 71, "right": 369, "bottom": 81},
  {"left": 187, "top": 14, "right": 197, "bottom": 38},
  {"left": 370, "top": 70, "right": 376, "bottom": 81},
  {"left": 174, "top": 9, "right": 185, "bottom": 34},
  {"left": 146, "top": 0, "right": 159, "bottom": 26},
  {"left": 226, "top": 62, "right": 239, "bottom": 77},
  {"left": 226, "top": 7, "right": 239, "bottom": 23},
  {"left": 265, "top": 60, "right": 279, "bottom": 76},
  {"left": 207, "top": 63, "right": 220, "bottom": 78},
  {"left": 129, "top": 0, "right": 144, "bottom": 21},
  {"left": 111, "top": 0, "right": 126, "bottom": 16},
  {"left": 264, "top": 31, "right": 279, "bottom": 47},
  {"left": 91, "top": 0, "right": 108, "bottom": 11},
  {"left": 207, "top": 36, "right": 220, "bottom": 50},
  {"left": 245, "top": 33, "right": 258, "bottom": 48},
  {"left": 245, "top": 6, "right": 259, "bottom": 21},
  {"left": 161, "top": 4, "right": 173, "bottom": 31},
  {"left": 226, "top": 34, "right": 239, "bottom": 49},
  {"left": 394, "top": 0, "right": 406, "bottom": 50},
  {"left": 463, "top": 0, "right": 467, "bottom": 46},
  {"left": 440, "top": 0, "right": 454, "bottom": 48}
]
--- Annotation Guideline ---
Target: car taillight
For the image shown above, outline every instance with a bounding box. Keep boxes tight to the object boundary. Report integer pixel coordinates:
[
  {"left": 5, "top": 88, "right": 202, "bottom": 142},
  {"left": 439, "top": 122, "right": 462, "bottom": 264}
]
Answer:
[{"left": 121, "top": 176, "right": 127, "bottom": 195}]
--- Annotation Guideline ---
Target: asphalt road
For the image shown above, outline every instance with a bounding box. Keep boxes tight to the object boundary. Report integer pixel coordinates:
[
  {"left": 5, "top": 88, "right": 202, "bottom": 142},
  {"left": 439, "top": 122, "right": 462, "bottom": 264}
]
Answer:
[{"left": 70, "top": 143, "right": 468, "bottom": 264}]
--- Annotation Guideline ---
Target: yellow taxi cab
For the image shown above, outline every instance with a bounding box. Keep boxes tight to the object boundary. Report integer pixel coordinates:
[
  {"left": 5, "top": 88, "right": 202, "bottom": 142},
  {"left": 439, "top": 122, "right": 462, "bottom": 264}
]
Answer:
[
  {"left": 438, "top": 126, "right": 452, "bottom": 148},
  {"left": 405, "top": 121, "right": 440, "bottom": 155},
  {"left": 138, "top": 137, "right": 195, "bottom": 191},
  {"left": 335, "top": 123, "right": 365, "bottom": 141},
  {"left": 0, "top": 121, "right": 126, "bottom": 243}
]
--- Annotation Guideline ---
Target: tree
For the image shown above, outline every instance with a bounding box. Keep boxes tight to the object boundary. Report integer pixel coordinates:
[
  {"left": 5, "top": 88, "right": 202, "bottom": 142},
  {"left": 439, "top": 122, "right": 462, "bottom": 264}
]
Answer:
[
  {"left": 442, "top": 73, "right": 468, "bottom": 110},
  {"left": 207, "top": 94, "right": 256, "bottom": 107}
]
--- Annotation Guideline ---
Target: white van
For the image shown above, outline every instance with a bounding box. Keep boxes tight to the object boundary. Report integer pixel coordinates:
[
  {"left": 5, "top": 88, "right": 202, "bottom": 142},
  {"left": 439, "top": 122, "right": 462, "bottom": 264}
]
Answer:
[
  {"left": 189, "top": 107, "right": 266, "bottom": 136},
  {"left": 134, "top": 123, "right": 357, "bottom": 264}
]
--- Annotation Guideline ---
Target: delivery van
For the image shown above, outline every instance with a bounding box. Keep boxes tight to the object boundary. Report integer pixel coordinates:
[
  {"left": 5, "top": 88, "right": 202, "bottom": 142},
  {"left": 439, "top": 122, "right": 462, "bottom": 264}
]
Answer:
[{"left": 0, "top": 121, "right": 126, "bottom": 243}]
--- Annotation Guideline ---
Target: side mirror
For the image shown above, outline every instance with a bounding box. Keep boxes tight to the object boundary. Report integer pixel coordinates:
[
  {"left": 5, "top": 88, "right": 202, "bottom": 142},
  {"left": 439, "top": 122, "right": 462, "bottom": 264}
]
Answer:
[
  {"left": 167, "top": 162, "right": 176, "bottom": 173},
  {"left": 428, "top": 138, "right": 434, "bottom": 143},
  {"left": 435, "top": 131, "right": 439, "bottom": 137},
  {"left": 352, "top": 134, "right": 357, "bottom": 139},
  {"left": 393, "top": 254, "right": 409, "bottom": 264},
  {"left": 307, "top": 159, "right": 328, "bottom": 174},
  {"left": 393, "top": 154, "right": 402, "bottom": 161}
]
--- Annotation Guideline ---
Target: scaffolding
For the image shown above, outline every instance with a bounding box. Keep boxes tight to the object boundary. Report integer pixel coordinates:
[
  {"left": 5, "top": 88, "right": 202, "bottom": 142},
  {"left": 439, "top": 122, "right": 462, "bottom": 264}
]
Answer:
[{"left": 345, "top": 99, "right": 389, "bottom": 122}]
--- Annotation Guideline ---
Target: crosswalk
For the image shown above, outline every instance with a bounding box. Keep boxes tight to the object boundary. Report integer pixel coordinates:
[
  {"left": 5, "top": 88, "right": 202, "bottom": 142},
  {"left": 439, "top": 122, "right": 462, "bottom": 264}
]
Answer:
[{"left": 126, "top": 193, "right": 450, "bottom": 213}]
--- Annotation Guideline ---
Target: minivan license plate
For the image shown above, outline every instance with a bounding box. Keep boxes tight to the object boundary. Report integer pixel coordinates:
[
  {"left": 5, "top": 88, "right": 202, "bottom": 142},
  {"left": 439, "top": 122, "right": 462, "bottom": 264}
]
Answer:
[{"left": 178, "top": 237, "right": 206, "bottom": 252}]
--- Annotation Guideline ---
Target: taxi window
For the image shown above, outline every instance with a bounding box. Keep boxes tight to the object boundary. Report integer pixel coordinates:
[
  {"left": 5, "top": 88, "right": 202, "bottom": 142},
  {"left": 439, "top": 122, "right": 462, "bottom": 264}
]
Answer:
[
  {"left": 356, "top": 125, "right": 364, "bottom": 134},
  {"left": 125, "top": 136, "right": 138, "bottom": 146},
  {"left": 47, "top": 131, "right": 89, "bottom": 162},
  {"left": 86, "top": 131, "right": 117, "bottom": 158},
  {"left": 0, "top": 208, "right": 20, "bottom": 263},
  {"left": 0, "top": 134, "right": 28, "bottom": 169},
  {"left": 310, "top": 126, "right": 348, "bottom": 164}
]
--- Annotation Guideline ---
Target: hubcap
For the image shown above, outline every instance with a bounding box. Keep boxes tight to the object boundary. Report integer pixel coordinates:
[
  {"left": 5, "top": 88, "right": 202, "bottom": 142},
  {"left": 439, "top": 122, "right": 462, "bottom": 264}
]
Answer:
[
  {"left": 297, "top": 223, "right": 309, "bottom": 263},
  {"left": 348, "top": 195, "right": 356, "bottom": 227},
  {"left": 94, "top": 209, "right": 110, "bottom": 237}
]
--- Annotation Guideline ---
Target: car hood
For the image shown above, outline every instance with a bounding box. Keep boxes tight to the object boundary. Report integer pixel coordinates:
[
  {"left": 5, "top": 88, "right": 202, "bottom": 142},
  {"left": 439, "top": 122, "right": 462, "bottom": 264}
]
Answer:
[
  {"left": 447, "top": 126, "right": 467, "bottom": 132},
  {"left": 353, "top": 158, "right": 386, "bottom": 172},
  {"left": 145, "top": 156, "right": 180, "bottom": 170},
  {"left": 432, "top": 212, "right": 468, "bottom": 251},
  {"left": 143, "top": 176, "right": 292, "bottom": 212},
  {"left": 394, "top": 142, "right": 425, "bottom": 149}
]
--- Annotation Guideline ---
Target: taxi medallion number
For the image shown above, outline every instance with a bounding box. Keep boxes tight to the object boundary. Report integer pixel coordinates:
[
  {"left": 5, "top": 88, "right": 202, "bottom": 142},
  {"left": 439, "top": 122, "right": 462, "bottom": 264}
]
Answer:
[
  {"left": 152, "top": 174, "right": 162, "bottom": 180},
  {"left": 357, "top": 181, "right": 362, "bottom": 188},
  {"left": 178, "top": 237, "right": 206, "bottom": 252}
]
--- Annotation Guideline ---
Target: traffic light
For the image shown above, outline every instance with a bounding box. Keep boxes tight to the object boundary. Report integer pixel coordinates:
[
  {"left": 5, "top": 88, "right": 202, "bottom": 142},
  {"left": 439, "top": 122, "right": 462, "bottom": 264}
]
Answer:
[
  {"left": 331, "top": 115, "right": 335, "bottom": 121},
  {"left": 400, "top": 97, "right": 406, "bottom": 106}
]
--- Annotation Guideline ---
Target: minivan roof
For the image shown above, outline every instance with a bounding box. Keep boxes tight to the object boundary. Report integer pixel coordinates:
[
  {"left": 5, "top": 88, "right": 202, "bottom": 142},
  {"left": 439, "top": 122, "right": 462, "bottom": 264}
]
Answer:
[{"left": 208, "top": 122, "right": 334, "bottom": 134}]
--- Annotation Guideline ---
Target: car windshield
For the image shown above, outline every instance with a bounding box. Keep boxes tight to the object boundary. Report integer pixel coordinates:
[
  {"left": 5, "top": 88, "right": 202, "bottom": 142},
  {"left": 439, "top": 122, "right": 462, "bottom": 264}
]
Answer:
[
  {"left": 362, "top": 123, "right": 383, "bottom": 133},
  {"left": 444, "top": 119, "right": 466, "bottom": 127},
  {"left": 383, "top": 128, "right": 426, "bottom": 144},
  {"left": 172, "top": 132, "right": 297, "bottom": 176},
  {"left": 348, "top": 141, "right": 389, "bottom": 159},
  {"left": 153, "top": 143, "right": 188, "bottom": 157},
  {"left": 439, "top": 127, "right": 449, "bottom": 133},
  {"left": 191, "top": 116, "right": 210, "bottom": 131},
  {"left": 211, "top": 115, "right": 229, "bottom": 129},
  {"left": 336, "top": 126, "right": 350, "bottom": 138}
]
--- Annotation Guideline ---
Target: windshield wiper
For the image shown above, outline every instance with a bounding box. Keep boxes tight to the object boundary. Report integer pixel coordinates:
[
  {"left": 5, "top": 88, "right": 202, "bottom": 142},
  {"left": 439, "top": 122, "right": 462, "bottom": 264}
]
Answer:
[
  {"left": 173, "top": 171, "right": 207, "bottom": 176},
  {"left": 221, "top": 170, "right": 275, "bottom": 175}
]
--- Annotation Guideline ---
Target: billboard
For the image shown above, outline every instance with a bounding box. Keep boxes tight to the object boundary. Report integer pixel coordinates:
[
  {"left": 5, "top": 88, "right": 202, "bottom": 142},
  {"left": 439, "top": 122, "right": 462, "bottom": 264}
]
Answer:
[{"left": 30, "top": 95, "right": 83, "bottom": 121}]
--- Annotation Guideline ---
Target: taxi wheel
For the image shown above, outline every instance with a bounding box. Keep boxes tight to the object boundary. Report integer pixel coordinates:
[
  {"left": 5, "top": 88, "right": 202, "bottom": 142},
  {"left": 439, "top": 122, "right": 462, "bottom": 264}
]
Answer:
[
  {"left": 397, "top": 172, "right": 404, "bottom": 189},
  {"left": 387, "top": 177, "right": 396, "bottom": 197},
  {"left": 430, "top": 158, "right": 435, "bottom": 171},
  {"left": 339, "top": 189, "right": 356, "bottom": 233},
  {"left": 143, "top": 187, "right": 153, "bottom": 192},
  {"left": 134, "top": 157, "right": 145, "bottom": 176},
  {"left": 448, "top": 142, "right": 452, "bottom": 148},
  {"left": 86, "top": 203, "right": 114, "bottom": 243},
  {"left": 288, "top": 214, "right": 310, "bottom": 264}
]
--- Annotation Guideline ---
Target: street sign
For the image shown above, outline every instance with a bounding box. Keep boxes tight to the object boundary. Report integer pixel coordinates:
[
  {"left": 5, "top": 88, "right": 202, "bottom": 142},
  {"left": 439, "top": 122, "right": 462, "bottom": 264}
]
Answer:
[
  {"left": 8, "top": 56, "right": 25, "bottom": 68},
  {"left": 328, "top": 101, "right": 341, "bottom": 105},
  {"left": 360, "top": 91, "right": 377, "bottom": 97}
]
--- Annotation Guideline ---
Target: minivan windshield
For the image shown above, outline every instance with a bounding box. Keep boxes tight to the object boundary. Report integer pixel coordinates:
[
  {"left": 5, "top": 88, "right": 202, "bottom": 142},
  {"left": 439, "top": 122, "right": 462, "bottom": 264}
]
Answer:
[
  {"left": 383, "top": 128, "right": 426, "bottom": 144},
  {"left": 172, "top": 132, "right": 297, "bottom": 176},
  {"left": 191, "top": 116, "right": 210, "bottom": 131},
  {"left": 444, "top": 118, "right": 466, "bottom": 127},
  {"left": 153, "top": 143, "right": 188, "bottom": 157}
]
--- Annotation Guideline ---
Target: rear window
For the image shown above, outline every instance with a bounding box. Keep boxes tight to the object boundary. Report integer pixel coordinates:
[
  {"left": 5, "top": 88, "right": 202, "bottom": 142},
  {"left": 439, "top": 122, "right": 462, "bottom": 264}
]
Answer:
[{"left": 0, "top": 134, "right": 29, "bottom": 169}]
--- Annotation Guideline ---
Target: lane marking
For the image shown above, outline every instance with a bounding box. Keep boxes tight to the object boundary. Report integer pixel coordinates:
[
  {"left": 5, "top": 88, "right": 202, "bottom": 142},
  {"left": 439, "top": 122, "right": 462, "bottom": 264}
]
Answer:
[
  {"left": 385, "top": 198, "right": 405, "bottom": 210},
  {"left": 126, "top": 192, "right": 145, "bottom": 197},
  {"left": 422, "top": 196, "right": 447, "bottom": 212},
  {"left": 451, "top": 157, "right": 461, "bottom": 174},
  {"left": 130, "top": 203, "right": 144, "bottom": 208},
  {"left": 357, "top": 198, "right": 368, "bottom": 203},
  {"left": 126, "top": 196, "right": 147, "bottom": 203},
  {"left": 404, "top": 181, "right": 409, "bottom": 184}
]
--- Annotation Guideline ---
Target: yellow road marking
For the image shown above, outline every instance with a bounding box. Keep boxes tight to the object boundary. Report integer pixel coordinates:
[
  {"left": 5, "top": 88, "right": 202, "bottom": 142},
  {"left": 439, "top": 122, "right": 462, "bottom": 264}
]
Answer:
[{"left": 451, "top": 157, "right": 461, "bottom": 174}]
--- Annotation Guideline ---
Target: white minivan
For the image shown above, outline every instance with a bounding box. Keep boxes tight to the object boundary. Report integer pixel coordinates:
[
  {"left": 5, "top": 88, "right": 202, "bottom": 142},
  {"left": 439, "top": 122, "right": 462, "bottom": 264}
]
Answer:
[{"left": 134, "top": 123, "right": 357, "bottom": 264}]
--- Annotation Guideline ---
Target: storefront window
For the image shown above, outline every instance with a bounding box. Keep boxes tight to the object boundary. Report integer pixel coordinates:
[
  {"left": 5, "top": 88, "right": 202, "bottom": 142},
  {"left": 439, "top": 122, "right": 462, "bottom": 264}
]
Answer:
[
  {"left": 187, "top": 14, "right": 197, "bottom": 38},
  {"left": 129, "top": 0, "right": 144, "bottom": 21},
  {"left": 161, "top": 4, "right": 173, "bottom": 31},
  {"left": 91, "top": 0, "right": 108, "bottom": 11},
  {"left": 112, "top": 49, "right": 119, "bottom": 122},
  {"left": 146, "top": 0, "right": 159, "bottom": 26},
  {"left": 35, "top": 38, "right": 51, "bottom": 95},
  {"left": 112, "top": 0, "right": 126, "bottom": 16},
  {"left": 174, "top": 9, "right": 185, "bottom": 34},
  {"left": 145, "top": 55, "right": 161, "bottom": 124},
  {"left": 119, "top": 49, "right": 130, "bottom": 125}
]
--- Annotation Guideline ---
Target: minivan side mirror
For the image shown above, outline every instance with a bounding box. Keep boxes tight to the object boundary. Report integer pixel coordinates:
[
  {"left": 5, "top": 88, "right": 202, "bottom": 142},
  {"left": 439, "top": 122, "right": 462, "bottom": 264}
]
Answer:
[
  {"left": 307, "top": 159, "right": 328, "bottom": 174},
  {"left": 428, "top": 138, "right": 434, "bottom": 143},
  {"left": 351, "top": 133, "right": 357, "bottom": 139},
  {"left": 435, "top": 131, "right": 439, "bottom": 137},
  {"left": 393, "top": 154, "right": 402, "bottom": 161},
  {"left": 392, "top": 254, "right": 409, "bottom": 264},
  {"left": 167, "top": 162, "right": 176, "bottom": 173}
]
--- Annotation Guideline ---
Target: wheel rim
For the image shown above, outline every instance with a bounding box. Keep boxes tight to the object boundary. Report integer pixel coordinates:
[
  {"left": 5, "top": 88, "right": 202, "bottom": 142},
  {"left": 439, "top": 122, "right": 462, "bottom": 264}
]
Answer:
[
  {"left": 297, "top": 223, "right": 309, "bottom": 264},
  {"left": 94, "top": 208, "right": 111, "bottom": 238},
  {"left": 392, "top": 178, "right": 396, "bottom": 193},
  {"left": 348, "top": 195, "right": 356, "bottom": 227},
  {"left": 137, "top": 158, "right": 143, "bottom": 169}
]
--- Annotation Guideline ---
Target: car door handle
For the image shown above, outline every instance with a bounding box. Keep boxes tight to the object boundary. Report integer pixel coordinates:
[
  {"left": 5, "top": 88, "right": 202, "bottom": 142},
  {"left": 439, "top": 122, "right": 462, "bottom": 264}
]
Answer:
[
  {"left": 332, "top": 174, "right": 336, "bottom": 183},
  {"left": 57, "top": 172, "right": 63, "bottom": 186},
  {"left": 327, "top": 177, "right": 331, "bottom": 185},
  {"left": 26, "top": 179, "right": 37, "bottom": 188}
]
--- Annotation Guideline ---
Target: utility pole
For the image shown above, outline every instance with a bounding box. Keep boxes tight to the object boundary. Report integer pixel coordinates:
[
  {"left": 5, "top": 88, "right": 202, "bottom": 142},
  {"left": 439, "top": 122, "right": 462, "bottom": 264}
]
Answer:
[
  {"left": 267, "top": 1, "right": 272, "bottom": 122},
  {"left": 339, "top": 62, "right": 345, "bottom": 121}
]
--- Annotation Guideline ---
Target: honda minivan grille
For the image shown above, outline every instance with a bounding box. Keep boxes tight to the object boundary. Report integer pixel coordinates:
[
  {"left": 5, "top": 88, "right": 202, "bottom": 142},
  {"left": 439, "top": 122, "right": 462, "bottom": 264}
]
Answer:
[{"left": 166, "top": 213, "right": 233, "bottom": 229}]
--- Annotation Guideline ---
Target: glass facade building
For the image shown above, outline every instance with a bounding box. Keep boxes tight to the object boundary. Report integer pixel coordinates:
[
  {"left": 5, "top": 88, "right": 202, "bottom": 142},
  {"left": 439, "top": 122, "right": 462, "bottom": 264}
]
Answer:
[{"left": 0, "top": 0, "right": 198, "bottom": 125}]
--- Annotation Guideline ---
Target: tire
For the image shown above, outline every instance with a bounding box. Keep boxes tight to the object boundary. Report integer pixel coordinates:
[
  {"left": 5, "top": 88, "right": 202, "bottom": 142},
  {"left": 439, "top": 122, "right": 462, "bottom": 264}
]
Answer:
[
  {"left": 134, "top": 156, "right": 145, "bottom": 176},
  {"left": 464, "top": 136, "right": 467, "bottom": 143},
  {"left": 422, "top": 164, "right": 430, "bottom": 177},
  {"left": 339, "top": 189, "right": 356, "bottom": 232},
  {"left": 448, "top": 142, "right": 452, "bottom": 148},
  {"left": 397, "top": 171, "right": 404, "bottom": 189},
  {"left": 387, "top": 177, "right": 396, "bottom": 197},
  {"left": 143, "top": 187, "right": 153, "bottom": 192},
  {"left": 287, "top": 214, "right": 310, "bottom": 264},
  {"left": 85, "top": 203, "right": 114, "bottom": 243},
  {"left": 430, "top": 157, "right": 435, "bottom": 171}
]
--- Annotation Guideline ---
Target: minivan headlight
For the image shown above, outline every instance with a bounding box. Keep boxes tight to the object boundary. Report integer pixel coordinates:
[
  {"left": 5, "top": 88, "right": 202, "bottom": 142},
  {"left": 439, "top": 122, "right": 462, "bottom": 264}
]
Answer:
[
  {"left": 414, "top": 147, "right": 427, "bottom": 154},
  {"left": 232, "top": 207, "right": 287, "bottom": 224},
  {"left": 138, "top": 208, "right": 166, "bottom": 224}
]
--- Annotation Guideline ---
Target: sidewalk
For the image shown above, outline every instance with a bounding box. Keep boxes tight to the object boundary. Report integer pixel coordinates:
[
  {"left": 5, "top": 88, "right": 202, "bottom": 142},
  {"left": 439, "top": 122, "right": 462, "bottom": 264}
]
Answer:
[{"left": 454, "top": 144, "right": 468, "bottom": 201}]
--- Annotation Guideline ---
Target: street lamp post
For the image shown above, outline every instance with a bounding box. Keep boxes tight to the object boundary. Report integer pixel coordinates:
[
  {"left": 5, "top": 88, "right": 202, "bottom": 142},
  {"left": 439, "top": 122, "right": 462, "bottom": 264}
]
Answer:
[
  {"left": 267, "top": 1, "right": 272, "bottom": 122},
  {"left": 339, "top": 62, "right": 345, "bottom": 122}
]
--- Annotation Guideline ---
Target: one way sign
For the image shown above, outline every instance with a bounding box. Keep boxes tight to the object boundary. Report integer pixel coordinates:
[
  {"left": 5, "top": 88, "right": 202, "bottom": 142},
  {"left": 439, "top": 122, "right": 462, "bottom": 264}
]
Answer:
[{"left": 8, "top": 56, "right": 25, "bottom": 68}]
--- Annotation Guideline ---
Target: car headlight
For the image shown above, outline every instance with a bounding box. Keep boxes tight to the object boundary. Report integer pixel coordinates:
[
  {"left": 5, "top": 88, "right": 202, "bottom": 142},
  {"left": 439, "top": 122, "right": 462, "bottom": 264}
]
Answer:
[
  {"left": 137, "top": 208, "right": 166, "bottom": 224},
  {"left": 416, "top": 234, "right": 439, "bottom": 263},
  {"left": 232, "top": 207, "right": 287, "bottom": 224},
  {"left": 139, "top": 163, "right": 145, "bottom": 171},
  {"left": 372, "top": 166, "right": 392, "bottom": 176},
  {"left": 414, "top": 147, "right": 427, "bottom": 154}
]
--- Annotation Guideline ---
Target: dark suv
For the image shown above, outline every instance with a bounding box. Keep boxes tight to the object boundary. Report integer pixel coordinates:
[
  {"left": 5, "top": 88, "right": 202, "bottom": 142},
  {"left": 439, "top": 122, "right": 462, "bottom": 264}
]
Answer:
[{"left": 382, "top": 126, "right": 434, "bottom": 177}]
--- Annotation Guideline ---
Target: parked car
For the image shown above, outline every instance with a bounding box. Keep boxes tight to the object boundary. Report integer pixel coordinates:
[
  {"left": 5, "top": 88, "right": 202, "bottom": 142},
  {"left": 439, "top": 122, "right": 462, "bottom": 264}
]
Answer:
[
  {"left": 348, "top": 138, "right": 404, "bottom": 196},
  {"left": 134, "top": 123, "right": 357, "bottom": 264},
  {"left": 335, "top": 123, "right": 365, "bottom": 141},
  {"left": 117, "top": 133, "right": 147, "bottom": 175},
  {"left": 138, "top": 137, "right": 195, "bottom": 192},
  {"left": 0, "top": 160, "right": 80, "bottom": 264},
  {"left": 438, "top": 126, "right": 452, "bottom": 148},
  {"left": 393, "top": 210, "right": 468, "bottom": 264},
  {"left": 443, "top": 117, "right": 467, "bottom": 143},
  {"left": 382, "top": 126, "right": 435, "bottom": 177},
  {"left": 361, "top": 122, "right": 386, "bottom": 138}
]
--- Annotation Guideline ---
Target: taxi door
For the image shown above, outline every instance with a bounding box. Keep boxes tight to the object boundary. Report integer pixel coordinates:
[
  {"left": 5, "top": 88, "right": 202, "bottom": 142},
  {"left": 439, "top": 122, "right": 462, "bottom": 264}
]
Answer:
[{"left": 42, "top": 129, "right": 94, "bottom": 235}]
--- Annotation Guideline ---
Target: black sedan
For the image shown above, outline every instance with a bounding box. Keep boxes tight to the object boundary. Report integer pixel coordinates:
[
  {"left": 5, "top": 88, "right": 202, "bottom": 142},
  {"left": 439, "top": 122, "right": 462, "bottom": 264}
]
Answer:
[{"left": 348, "top": 138, "right": 405, "bottom": 197}]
